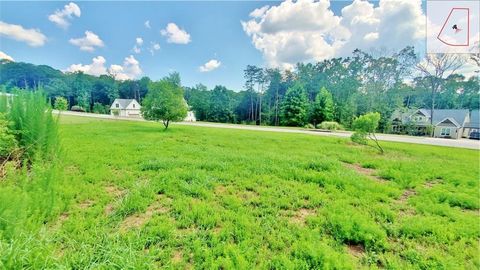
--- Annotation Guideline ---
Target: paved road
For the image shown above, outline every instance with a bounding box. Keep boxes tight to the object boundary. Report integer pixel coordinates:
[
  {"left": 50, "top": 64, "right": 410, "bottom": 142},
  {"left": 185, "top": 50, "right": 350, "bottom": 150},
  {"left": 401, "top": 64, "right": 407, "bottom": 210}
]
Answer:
[{"left": 55, "top": 110, "right": 480, "bottom": 150}]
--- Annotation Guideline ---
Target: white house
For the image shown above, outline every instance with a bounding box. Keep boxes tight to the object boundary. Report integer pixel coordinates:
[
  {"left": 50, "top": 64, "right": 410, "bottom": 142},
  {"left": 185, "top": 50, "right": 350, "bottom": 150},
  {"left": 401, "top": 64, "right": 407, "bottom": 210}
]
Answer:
[
  {"left": 110, "top": 99, "right": 141, "bottom": 118},
  {"left": 184, "top": 111, "right": 196, "bottom": 122}
]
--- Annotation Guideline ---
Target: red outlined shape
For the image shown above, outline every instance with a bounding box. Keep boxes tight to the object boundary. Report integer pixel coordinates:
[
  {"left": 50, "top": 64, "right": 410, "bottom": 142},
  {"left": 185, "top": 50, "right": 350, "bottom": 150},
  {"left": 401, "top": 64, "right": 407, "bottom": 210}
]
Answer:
[{"left": 437, "top": 7, "right": 470, "bottom": 46}]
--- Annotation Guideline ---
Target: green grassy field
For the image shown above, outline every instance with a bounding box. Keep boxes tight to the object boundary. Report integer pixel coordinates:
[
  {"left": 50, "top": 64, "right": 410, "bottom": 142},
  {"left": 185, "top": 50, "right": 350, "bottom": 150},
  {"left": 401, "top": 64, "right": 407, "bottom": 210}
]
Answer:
[{"left": 2, "top": 115, "right": 479, "bottom": 269}]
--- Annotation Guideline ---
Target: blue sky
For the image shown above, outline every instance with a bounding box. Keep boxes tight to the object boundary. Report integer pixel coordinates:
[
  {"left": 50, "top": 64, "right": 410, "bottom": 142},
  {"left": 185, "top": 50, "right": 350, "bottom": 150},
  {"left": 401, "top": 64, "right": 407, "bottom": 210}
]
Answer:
[{"left": 0, "top": 1, "right": 436, "bottom": 90}]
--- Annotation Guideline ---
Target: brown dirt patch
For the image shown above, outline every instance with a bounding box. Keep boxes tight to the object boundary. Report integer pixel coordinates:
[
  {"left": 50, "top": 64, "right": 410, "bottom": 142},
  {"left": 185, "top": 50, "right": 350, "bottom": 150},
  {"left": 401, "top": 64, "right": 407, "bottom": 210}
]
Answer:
[
  {"left": 104, "top": 204, "right": 114, "bottom": 215},
  {"left": 50, "top": 212, "right": 69, "bottom": 231},
  {"left": 424, "top": 179, "right": 441, "bottom": 188},
  {"left": 291, "top": 208, "right": 316, "bottom": 225},
  {"left": 347, "top": 244, "right": 365, "bottom": 257},
  {"left": 105, "top": 185, "right": 124, "bottom": 197},
  {"left": 119, "top": 195, "right": 170, "bottom": 231},
  {"left": 344, "top": 163, "right": 385, "bottom": 183},
  {"left": 398, "top": 189, "right": 416, "bottom": 202},
  {"left": 214, "top": 185, "right": 228, "bottom": 196},
  {"left": 78, "top": 200, "right": 94, "bottom": 209},
  {"left": 172, "top": 250, "right": 183, "bottom": 263}
]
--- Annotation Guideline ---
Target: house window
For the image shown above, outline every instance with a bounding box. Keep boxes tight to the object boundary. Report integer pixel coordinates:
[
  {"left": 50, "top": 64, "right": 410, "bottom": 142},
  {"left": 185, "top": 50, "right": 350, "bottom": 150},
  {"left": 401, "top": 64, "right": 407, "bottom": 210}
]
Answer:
[
  {"left": 116, "top": 103, "right": 119, "bottom": 108},
  {"left": 133, "top": 104, "right": 135, "bottom": 108},
  {"left": 440, "top": 128, "right": 451, "bottom": 136}
]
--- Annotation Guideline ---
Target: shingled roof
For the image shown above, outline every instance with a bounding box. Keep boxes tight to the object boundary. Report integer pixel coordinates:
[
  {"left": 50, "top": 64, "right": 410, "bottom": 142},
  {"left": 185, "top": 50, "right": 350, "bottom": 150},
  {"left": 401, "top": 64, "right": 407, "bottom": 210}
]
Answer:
[{"left": 110, "top": 99, "right": 136, "bottom": 109}]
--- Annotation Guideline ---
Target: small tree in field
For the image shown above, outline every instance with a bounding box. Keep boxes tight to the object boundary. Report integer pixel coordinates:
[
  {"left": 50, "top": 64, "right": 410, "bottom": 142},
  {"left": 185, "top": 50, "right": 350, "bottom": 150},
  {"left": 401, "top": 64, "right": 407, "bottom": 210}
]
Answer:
[
  {"left": 54, "top": 96, "right": 68, "bottom": 111},
  {"left": 351, "top": 112, "right": 384, "bottom": 154},
  {"left": 141, "top": 80, "right": 187, "bottom": 129}
]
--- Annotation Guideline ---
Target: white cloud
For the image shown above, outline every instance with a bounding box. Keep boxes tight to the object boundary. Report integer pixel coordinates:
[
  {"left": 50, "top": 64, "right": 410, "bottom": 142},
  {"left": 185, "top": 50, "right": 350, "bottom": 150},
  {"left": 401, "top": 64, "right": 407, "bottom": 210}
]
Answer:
[
  {"left": 144, "top": 20, "right": 151, "bottom": 29},
  {"left": 160, "top": 23, "right": 191, "bottom": 44},
  {"left": 199, "top": 59, "right": 221, "bottom": 72},
  {"left": 132, "top": 37, "right": 143, "bottom": 54},
  {"left": 250, "top": 5, "right": 270, "bottom": 18},
  {"left": 0, "top": 51, "right": 14, "bottom": 61},
  {"left": 48, "top": 2, "right": 81, "bottom": 29},
  {"left": 0, "top": 21, "right": 47, "bottom": 47},
  {"left": 66, "top": 56, "right": 107, "bottom": 76},
  {"left": 69, "top": 31, "right": 104, "bottom": 52},
  {"left": 242, "top": 0, "right": 425, "bottom": 69},
  {"left": 66, "top": 55, "right": 142, "bottom": 80},
  {"left": 149, "top": 42, "right": 161, "bottom": 55}
]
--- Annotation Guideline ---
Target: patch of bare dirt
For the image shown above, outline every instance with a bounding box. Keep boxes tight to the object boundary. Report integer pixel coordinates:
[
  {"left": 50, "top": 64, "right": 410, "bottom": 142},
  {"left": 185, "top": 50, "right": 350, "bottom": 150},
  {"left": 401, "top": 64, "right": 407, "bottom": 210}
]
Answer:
[
  {"left": 104, "top": 204, "right": 114, "bottom": 215},
  {"left": 291, "top": 208, "right": 316, "bottom": 225},
  {"left": 50, "top": 212, "right": 69, "bottom": 231},
  {"left": 214, "top": 185, "right": 228, "bottom": 196},
  {"left": 344, "top": 163, "right": 385, "bottom": 183},
  {"left": 78, "top": 200, "right": 94, "bottom": 209},
  {"left": 347, "top": 244, "right": 365, "bottom": 257},
  {"left": 119, "top": 195, "right": 170, "bottom": 231},
  {"left": 172, "top": 250, "right": 183, "bottom": 263},
  {"left": 105, "top": 184, "right": 125, "bottom": 197},
  {"left": 424, "top": 179, "right": 441, "bottom": 188},
  {"left": 238, "top": 189, "right": 259, "bottom": 201},
  {"left": 398, "top": 189, "right": 416, "bottom": 203}
]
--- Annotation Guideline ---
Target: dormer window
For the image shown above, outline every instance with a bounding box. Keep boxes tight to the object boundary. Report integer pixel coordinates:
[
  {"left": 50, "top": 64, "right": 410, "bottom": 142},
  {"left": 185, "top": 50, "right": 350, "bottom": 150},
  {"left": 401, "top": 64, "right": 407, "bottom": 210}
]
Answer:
[
  {"left": 116, "top": 103, "right": 119, "bottom": 108},
  {"left": 133, "top": 104, "right": 135, "bottom": 108}
]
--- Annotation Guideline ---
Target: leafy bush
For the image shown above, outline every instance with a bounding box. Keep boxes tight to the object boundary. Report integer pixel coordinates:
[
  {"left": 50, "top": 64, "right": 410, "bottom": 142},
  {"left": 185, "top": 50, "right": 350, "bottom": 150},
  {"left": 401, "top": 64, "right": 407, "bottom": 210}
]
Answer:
[
  {"left": 0, "top": 113, "right": 17, "bottom": 159},
  {"left": 304, "top": 123, "right": 315, "bottom": 129},
  {"left": 92, "top": 102, "right": 108, "bottom": 114},
  {"left": 5, "top": 90, "right": 59, "bottom": 162},
  {"left": 70, "top": 105, "right": 85, "bottom": 112},
  {"left": 318, "top": 121, "right": 342, "bottom": 130},
  {"left": 54, "top": 96, "right": 68, "bottom": 111},
  {"left": 111, "top": 109, "right": 120, "bottom": 116},
  {"left": 351, "top": 112, "right": 384, "bottom": 153}
]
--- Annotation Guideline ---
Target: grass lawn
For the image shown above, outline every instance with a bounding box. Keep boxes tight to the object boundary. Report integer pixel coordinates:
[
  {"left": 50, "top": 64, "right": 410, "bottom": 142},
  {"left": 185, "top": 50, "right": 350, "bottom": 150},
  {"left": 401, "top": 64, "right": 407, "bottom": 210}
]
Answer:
[{"left": 1, "top": 115, "right": 479, "bottom": 269}]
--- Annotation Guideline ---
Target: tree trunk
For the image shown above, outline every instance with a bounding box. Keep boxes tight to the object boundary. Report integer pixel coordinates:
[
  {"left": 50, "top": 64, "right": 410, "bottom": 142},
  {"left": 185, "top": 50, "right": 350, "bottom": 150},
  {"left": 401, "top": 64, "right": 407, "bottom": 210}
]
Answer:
[{"left": 163, "top": 119, "right": 170, "bottom": 129}]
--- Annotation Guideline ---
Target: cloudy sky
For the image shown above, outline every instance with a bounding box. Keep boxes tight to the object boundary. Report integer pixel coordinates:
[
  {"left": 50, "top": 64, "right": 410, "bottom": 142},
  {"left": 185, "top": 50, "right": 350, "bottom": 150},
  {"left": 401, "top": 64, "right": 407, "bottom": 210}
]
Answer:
[{"left": 0, "top": 0, "right": 433, "bottom": 90}]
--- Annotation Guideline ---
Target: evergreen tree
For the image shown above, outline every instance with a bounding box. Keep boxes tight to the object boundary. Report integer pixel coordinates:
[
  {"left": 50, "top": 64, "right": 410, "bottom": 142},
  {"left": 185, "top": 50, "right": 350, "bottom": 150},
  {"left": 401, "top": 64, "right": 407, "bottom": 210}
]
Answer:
[
  {"left": 281, "top": 83, "right": 308, "bottom": 126},
  {"left": 309, "top": 87, "right": 334, "bottom": 126}
]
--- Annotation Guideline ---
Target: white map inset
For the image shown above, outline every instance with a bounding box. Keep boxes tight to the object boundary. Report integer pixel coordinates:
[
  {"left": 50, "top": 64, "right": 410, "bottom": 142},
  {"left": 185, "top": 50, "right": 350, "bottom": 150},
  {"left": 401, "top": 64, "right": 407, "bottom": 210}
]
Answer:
[{"left": 427, "top": 1, "right": 479, "bottom": 53}]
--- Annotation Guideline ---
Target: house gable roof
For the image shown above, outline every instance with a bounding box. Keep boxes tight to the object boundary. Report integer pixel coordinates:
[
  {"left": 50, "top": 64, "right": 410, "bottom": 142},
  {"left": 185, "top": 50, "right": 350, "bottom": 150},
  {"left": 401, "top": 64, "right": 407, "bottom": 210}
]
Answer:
[
  {"left": 436, "top": 117, "right": 461, "bottom": 127},
  {"left": 431, "top": 109, "right": 469, "bottom": 126},
  {"left": 110, "top": 99, "right": 137, "bottom": 109}
]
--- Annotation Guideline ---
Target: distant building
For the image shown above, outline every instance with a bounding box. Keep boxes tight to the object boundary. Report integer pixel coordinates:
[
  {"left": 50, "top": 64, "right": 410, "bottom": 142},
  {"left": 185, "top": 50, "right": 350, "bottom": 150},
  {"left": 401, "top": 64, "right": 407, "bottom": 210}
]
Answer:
[
  {"left": 391, "top": 109, "right": 476, "bottom": 139},
  {"left": 184, "top": 111, "right": 196, "bottom": 122},
  {"left": 110, "top": 99, "right": 141, "bottom": 118},
  {"left": 463, "top": 110, "right": 479, "bottom": 139}
]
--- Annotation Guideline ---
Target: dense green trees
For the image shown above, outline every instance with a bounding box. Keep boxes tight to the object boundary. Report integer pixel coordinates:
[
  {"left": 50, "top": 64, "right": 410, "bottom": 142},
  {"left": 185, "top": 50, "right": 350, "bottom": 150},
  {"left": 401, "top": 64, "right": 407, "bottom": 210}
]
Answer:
[
  {"left": 141, "top": 79, "right": 187, "bottom": 129},
  {"left": 281, "top": 83, "right": 308, "bottom": 126},
  {"left": 309, "top": 87, "right": 334, "bottom": 127},
  {"left": 0, "top": 46, "right": 477, "bottom": 132}
]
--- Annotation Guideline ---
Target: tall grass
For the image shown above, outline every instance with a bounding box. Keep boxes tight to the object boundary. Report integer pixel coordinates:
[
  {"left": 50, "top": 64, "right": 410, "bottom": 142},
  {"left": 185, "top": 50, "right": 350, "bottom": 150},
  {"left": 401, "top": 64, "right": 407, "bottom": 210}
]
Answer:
[
  {"left": 0, "top": 90, "right": 59, "bottom": 162},
  {"left": 0, "top": 90, "right": 63, "bottom": 268}
]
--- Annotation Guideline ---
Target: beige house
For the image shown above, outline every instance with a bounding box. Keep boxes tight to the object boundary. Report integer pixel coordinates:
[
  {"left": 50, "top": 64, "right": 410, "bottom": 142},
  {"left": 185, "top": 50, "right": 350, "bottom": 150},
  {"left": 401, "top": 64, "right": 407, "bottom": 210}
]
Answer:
[
  {"left": 391, "top": 109, "right": 471, "bottom": 139},
  {"left": 110, "top": 99, "right": 141, "bottom": 118}
]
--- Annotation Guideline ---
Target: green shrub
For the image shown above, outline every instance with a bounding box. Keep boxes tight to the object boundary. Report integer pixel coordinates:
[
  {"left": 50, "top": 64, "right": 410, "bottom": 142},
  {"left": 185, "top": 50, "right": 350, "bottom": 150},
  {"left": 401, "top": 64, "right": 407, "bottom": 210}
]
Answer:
[
  {"left": 92, "top": 102, "right": 108, "bottom": 114},
  {"left": 304, "top": 123, "right": 315, "bottom": 129},
  {"left": 351, "top": 112, "right": 384, "bottom": 153},
  {"left": 0, "top": 113, "right": 17, "bottom": 159},
  {"left": 318, "top": 121, "right": 342, "bottom": 130},
  {"left": 6, "top": 90, "right": 59, "bottom": 162},
  {"left": 54, "top": 96, "right": 68, "bottom": 111}
]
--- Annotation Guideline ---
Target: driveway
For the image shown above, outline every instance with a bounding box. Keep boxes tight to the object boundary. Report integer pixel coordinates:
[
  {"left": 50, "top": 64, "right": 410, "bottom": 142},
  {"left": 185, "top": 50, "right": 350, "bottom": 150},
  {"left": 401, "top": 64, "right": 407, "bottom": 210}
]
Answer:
[{"left": 55, "top": 110, "right": 480, "bottom": 150}]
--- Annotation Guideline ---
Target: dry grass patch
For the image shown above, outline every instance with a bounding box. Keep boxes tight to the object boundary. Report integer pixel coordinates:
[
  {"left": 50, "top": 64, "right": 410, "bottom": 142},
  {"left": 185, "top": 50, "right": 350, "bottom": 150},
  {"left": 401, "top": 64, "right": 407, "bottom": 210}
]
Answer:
[
  {"left": 120, "top": 195, "right": 170, "bottom": 231},
  {"left": 105, "top": 184, "right": 125, "bottom": 197},
  {"left": 398, "top": 189, "right": 416, "bottom": 203},
  {"left": 290, "top": 208, "right": 316, "bottom": 225},
  {"left": 344, "top": 163, "right": 385, "bottom": 183},
  {"left": 347, "top": 244, "right": 365, "bottom": 258}
]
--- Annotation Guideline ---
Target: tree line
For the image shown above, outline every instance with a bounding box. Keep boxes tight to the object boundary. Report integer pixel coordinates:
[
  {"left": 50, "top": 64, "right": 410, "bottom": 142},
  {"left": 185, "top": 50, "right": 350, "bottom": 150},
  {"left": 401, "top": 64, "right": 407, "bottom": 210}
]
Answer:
[{"left": 0, "top": 47, "right": 478, "bottom": 131}]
